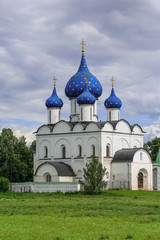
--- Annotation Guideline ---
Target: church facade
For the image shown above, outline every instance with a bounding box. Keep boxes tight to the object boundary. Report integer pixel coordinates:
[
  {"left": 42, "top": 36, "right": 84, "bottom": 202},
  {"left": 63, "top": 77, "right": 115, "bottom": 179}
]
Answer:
[{"left": 33, "top": 41, "right": 153, "bottom": 190}]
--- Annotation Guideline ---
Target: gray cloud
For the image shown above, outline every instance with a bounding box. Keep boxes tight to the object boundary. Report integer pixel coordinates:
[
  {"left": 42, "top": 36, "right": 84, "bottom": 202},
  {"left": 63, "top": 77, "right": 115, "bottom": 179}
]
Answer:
[{"left": 0, "top": 0, "right": 160, "bottom": 142}]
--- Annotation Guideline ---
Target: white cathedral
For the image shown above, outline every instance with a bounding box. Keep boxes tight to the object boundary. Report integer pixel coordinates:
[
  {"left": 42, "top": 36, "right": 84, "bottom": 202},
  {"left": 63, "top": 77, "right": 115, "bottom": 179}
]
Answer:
[{"left": 33, "top": 41, "right": 153, "bottom": 191}]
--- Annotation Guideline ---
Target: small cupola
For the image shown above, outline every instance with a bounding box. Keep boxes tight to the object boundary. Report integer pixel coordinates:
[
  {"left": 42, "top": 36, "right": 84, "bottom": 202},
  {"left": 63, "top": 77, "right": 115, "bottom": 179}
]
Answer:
[
  {"left": 45, "top": 77, "right": 63, "bottom": 124},
  {"left": 77, "top": 77, "right": 96, "bottom": 122},
  {"left": 77, "top": 78, "right": 96, "bottom": 105},
  {"left": 104, "top": 77, "right": 122, "bottom": 121}
]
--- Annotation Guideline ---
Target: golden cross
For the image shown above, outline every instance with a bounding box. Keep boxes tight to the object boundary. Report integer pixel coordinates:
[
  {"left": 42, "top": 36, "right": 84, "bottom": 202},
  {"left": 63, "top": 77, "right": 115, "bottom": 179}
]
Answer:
[
  {"left": 53, "top": 76, "right": 56, "bottom": 87},
  {"left": 111, "top": 77, "right": 115, "bottom": 88},
  {"left": 80, "top": 39, "right": 85, "bottom": 52}
]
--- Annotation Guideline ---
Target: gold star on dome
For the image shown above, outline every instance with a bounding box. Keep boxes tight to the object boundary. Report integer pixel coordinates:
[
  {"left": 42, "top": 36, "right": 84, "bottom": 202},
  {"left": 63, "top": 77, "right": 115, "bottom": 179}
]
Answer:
[{"left": 84, "top": 73, "right": 88, "bottom": 83}]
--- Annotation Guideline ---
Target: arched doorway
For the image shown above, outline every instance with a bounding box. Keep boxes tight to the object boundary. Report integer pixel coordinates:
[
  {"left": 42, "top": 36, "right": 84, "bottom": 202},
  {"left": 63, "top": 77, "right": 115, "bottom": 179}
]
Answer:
[
  {"left": 137, "top": 169, "right": 148, "bottom": 190},
  {"left": 138, "top": 172, "right": 143, "bottom": 188}
]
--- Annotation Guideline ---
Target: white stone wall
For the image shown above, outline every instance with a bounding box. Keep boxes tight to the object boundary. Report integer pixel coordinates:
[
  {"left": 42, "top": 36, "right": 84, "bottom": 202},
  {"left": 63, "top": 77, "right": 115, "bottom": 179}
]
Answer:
[
  {"left": 35, "top": 120, "right": 145, "bottom": 185},
  {"left": 110, "top": 149, "right": 153, "bottom": 190},
  {"left": 111, "top": 162, "right": 130, "bottom": 182},
  {"left": 10, "top": 182, "right": 80, "bottom": 193},
  {"left": 131, "top": 163, "right": 152, "bottom": 190}
]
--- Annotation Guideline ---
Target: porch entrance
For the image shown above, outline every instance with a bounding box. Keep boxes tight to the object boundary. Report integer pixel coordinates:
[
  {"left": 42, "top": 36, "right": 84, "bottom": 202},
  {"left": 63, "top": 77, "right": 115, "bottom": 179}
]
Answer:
[
  {"left": 137, "top": 169, "right": 148, "bottom": 190},
  {"left": 138, "top": 172, "right": 143, "bottom": 188}
]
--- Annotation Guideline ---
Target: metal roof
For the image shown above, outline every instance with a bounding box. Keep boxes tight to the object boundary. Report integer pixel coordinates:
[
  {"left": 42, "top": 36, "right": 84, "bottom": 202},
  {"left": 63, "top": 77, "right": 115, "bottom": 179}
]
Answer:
[
  {"left": 35, "top": 162, "right": 75, "bottom": 176},
  {"left": 113, "top": 148, "right": 143, "bottom": 162}
]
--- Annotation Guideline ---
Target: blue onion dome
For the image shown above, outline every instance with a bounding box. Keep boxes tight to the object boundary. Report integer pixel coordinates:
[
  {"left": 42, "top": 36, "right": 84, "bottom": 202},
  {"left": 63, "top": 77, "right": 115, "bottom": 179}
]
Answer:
[
  {"left": 45, "top": 79, "right": 63, "bottom": 108},
  {"left": 104, "top": 84, "right": 122, "bottom": 109},
  {"left": 65, "top": 42, "right": 102, "bottom": 99},
  {"left": 77, "top": 81, "right": 96, "bottom": 105}
]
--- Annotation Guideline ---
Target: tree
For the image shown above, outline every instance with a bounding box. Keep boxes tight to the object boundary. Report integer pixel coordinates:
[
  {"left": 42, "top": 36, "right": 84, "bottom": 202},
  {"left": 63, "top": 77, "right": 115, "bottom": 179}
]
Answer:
[
  {"left": 82, "top": 156, "right": 107, "bottom": 192},
  {"left": 144, "top": 137, "right": 160, "bottom": 162},
  {"left": 0, "top": 177, "right": 9, "bottom": 192},
  {"left": 0, "top": 128, "right": 34, "bottom": 182}
]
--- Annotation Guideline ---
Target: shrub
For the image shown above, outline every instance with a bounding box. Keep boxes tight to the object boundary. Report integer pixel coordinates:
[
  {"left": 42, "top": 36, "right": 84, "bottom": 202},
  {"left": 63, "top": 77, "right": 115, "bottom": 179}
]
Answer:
[
  {"left": 0, "top": 177, "right": 9, "bottom": 192},
  {"left": 82, "top": 156, "right": 107, "bottom": 193}
]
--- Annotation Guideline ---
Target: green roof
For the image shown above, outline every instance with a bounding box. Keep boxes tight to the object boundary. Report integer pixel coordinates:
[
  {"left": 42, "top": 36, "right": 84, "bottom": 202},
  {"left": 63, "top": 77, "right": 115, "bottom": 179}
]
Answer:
[{"left": 153, "top": 148, "right": 160, "bottom": 166}]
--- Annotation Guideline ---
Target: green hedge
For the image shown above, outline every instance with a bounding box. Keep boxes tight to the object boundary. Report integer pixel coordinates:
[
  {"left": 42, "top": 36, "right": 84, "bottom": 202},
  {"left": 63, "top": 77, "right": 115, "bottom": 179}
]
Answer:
[{"left": 0, "top": 177, "right": 9, "bottom": 192}]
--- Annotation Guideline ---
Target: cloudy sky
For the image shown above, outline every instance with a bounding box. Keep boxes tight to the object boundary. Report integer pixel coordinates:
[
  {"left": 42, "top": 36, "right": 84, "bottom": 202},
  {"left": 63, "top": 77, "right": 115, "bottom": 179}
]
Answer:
[{"left": 0, "top": 0, "right": 160, "bottom": 143}]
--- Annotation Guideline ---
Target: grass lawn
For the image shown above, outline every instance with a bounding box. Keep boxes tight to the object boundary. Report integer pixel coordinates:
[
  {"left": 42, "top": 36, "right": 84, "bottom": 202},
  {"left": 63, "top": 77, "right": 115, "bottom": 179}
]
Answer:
[{"left": 0, "top": 190, "right": 160, "bottom": 240}]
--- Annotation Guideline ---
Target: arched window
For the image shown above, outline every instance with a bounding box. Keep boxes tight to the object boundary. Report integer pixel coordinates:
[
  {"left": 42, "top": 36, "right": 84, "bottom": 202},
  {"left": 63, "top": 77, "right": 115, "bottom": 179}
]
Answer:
[
  {"left": 74, "top": 100, "right": 76, "bottom": 113},
  {"left": 90, "top": 107, "right": 92, "bottom": 120},
  {"left": 78, "top": 145, "right": 82, "bottom": 157},
  {"left": 106, "top": 144, "right": 110, "bottom": 157},
  {"left": 93, "top": 104, "right": 95, "bottom": 114},
  {"left": 44, "top": 146, "right": 48, "bottom": 158},
  {"left": 46, "top": 174, "right": 51, "bottom": 182},
  {"left": 59, "top": 110, "right": 60, "bottom": 121},
  {"left": 140, "top": 152, "right": 142, "bottom": 160},
  {"left": 62, "top": 145, "right": 66, "bottom": 159},
  {"left": 92, "top": 145, "right": 95, "bottom": 156},
  {"left": 109, "top": 111, "right": 111, "bottom": 121},
  {"left": 81, "top": 108, "right": 83, "bottom": 121},
  {"left": 49, "top": 111, "right": 51, "bottom": 123}
]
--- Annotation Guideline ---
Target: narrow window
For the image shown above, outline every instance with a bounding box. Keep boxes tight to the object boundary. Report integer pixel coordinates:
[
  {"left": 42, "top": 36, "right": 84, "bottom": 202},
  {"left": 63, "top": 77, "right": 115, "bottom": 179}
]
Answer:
[
  {"left": 75, "top": 100, "right": 76, "bottom": 113},
  {"left": 93, "top": 104, "right": 95, "bottom": 114},
  {"left": 62, "top": 145, "right": 66, "bottom": 158},
  {"left": 106, "top": 144, "right": 110, "bottom": 157},
  {"left": 46, "top": 174, "right": 51, "bottom": 182},
  {"left": 140, "top": 152, "right": 142, "bottom": 160},
  {"left": 90, "top": 107, "right": 92, "bottom": 120},
  {"left": 81, "top": 108, "right": 83, "bottom": 121},
  {"left": 78, "top": 145, "right": 82, "bottom": 157},
  {"left": 109, "top": 111, "right": 111, "bottom": 121},
  {"left": 92, "top": 145, "right": 95, "bottom": 156},
  {"left": 59, "top": 110, "right": 60, "bottom": 121},
  {"left": 44, "top": 146, "right": 48, "bottom": 158},
  {"left": 49, "top": 111, "right": 51, "bottom": 123}
]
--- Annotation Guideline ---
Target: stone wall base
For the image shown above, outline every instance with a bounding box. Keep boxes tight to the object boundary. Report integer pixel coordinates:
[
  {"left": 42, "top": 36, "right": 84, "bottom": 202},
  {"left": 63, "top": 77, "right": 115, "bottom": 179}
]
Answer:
[{"left": 10, "top": 182, "right": 80, "bottom": 193}]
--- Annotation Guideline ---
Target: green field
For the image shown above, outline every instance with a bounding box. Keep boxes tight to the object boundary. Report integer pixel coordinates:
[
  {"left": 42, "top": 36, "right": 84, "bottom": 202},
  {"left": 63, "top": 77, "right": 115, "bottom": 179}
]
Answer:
[{"left": 0, "top": 190, "right": 160, "bottom": 240}]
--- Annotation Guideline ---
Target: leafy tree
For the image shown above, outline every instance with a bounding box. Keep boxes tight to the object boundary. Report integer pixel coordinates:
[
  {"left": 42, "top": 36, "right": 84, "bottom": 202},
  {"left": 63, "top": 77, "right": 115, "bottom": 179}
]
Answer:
[
  {"left": 82, "top": 156, "right": 107, "bottom": 192},
  {"left": 144, "top": 137, "right": 160, "bottom": 162},
  {"left": 0, "top": 177, "right": 9, "bottom": 192},
  {"left": 0, "top": 128, "right": 34, "bottom": 182}
]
